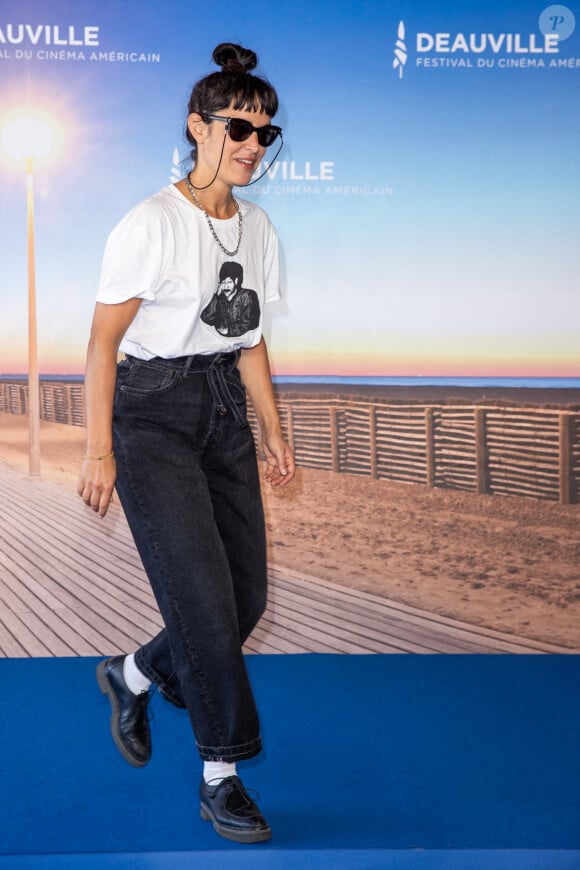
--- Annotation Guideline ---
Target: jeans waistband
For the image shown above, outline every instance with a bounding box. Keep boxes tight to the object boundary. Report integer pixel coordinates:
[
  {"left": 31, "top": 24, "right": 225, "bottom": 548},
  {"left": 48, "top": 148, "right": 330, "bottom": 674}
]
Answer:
[
  {"left": 124, "top": 351, "right": 246, "bottom": 426},
  {"left": 124, "top": 351, "right": 240, "bottom": 375}
]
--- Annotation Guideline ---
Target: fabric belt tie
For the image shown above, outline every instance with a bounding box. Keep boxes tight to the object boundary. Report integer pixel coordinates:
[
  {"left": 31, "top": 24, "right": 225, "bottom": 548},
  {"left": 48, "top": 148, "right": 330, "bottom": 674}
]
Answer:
[{"left": 205, "top": 354, "right": 247, "bottom": 427}]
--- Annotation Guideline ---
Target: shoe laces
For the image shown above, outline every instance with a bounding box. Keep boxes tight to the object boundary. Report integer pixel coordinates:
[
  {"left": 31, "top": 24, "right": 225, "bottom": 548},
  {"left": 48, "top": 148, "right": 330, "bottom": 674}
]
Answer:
[
  {"left": 207, "top": 776, "right": 263, "bottom": 819},
  {"left": 133, "top": 690, "right": 152, "bottom": 721}
]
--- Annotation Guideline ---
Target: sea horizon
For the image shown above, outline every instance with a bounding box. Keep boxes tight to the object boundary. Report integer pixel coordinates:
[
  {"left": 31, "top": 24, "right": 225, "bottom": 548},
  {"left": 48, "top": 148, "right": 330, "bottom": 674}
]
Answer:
[{"left": 1, "top": 374, "right": 580, "bottom": 389}]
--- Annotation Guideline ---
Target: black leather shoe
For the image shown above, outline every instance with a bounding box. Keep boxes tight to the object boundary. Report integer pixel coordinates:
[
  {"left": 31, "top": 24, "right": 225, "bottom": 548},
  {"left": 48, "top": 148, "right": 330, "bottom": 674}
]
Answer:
[
  {"left": 96, "top": 655, "right": 151, "bottom": 767},
  {"left": 200, "top": 775, "right": 272, "bottom": 843}
]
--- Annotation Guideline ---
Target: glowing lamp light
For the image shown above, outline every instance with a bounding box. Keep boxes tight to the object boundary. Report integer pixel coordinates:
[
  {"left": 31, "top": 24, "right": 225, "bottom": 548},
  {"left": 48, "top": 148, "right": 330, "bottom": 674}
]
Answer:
[{"left": 1, "top": 113, "right": 59, "bottom": 164}]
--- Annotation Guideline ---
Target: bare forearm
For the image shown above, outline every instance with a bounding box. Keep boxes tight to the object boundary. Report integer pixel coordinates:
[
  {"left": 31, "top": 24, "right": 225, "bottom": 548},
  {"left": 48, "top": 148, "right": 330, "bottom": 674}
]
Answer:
[
  {"left": 238, "top": 338, "right": 295, "bottom": 486},
  {"left": 82, "top": 298, "right": 141, "bottom": 453},
  {"left": 84, "top": 336, "right": 118, "bottom": 453},
  {"left": 238, "top": 337, "right": 282, "bottom": 436},
  {"left": 78, "top": 298, "right": 141, "bottom": 516}
]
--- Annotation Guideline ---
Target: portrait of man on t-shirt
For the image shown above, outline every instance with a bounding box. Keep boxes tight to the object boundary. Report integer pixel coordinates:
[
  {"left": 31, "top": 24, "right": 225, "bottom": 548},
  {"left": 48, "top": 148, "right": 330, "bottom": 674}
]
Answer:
[{"left": 201, "top": 261, "right": 260, "bottom": 338}]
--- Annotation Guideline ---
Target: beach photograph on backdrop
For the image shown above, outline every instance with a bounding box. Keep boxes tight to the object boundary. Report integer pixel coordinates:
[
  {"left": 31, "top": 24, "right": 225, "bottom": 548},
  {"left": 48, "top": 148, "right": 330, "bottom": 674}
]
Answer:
[{"left": 0, "top": 0, "right": 579, "bottom": 657}]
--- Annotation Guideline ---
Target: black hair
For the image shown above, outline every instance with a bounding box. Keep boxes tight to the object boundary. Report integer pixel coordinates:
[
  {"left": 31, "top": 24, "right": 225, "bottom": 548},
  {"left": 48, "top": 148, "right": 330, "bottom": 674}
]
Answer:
[
  {"left": 186, "top": 43, "right": 279, "bottom": 163},
  {"left": 219, "top": 261, "right": 243, "bottom": 285}
]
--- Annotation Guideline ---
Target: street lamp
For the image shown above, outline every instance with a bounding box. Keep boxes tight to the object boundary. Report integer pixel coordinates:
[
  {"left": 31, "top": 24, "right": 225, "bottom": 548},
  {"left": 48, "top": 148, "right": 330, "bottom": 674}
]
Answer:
[{"left": 1, "top": 113, "right": 58, "bottom": 475}]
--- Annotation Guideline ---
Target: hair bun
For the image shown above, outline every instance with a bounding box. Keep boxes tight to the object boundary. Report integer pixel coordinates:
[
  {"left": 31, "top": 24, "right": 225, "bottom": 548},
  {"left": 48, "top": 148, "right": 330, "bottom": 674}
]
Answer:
[{"left": 212, "top": 42, "right": 257, "bottom": 74}]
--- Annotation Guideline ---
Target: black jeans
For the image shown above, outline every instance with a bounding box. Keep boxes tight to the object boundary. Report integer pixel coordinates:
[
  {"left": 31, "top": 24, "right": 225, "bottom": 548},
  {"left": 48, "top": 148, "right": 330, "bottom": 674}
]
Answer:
[{"left": 112, "top": 351, "right": 267, "bottom": 761}]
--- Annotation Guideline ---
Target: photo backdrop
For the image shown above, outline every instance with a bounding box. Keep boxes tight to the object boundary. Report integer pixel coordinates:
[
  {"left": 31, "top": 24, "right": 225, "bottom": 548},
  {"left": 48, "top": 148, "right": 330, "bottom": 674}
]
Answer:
[{"left": 0, "top": 0, "right": 579, "bottom": 657}]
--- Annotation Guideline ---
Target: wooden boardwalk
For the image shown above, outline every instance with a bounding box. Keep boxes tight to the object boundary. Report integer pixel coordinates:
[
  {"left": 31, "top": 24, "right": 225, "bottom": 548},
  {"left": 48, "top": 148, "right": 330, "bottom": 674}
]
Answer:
[{"left": 0, "top": 462, "right": 572, "bottom": 657}]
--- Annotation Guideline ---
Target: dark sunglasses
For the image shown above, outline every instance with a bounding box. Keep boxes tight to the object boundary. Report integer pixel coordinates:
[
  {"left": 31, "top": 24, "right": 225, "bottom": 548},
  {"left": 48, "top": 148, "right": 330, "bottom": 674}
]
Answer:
[{"left": 204, "top": 113, "right": 282, "bottom": 147}]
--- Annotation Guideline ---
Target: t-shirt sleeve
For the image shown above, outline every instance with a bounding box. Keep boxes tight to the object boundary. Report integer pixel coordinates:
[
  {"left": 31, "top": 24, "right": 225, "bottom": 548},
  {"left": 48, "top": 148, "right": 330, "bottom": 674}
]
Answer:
[{"left": 96, "top": 204, "right": 164, "bottom": 304}]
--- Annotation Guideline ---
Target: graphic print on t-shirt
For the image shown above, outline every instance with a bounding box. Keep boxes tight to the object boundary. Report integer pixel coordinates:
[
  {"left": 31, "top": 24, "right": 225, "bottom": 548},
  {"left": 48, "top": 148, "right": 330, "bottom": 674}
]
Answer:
[{"left": 200, "top": 261, "right": 260, "bottom": 338}]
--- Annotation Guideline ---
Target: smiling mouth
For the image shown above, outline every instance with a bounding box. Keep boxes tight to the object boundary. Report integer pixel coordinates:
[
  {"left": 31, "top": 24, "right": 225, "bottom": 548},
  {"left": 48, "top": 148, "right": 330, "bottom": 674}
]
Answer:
[{"left": 236, "top": 158, "right": 255, "bottom": 169}]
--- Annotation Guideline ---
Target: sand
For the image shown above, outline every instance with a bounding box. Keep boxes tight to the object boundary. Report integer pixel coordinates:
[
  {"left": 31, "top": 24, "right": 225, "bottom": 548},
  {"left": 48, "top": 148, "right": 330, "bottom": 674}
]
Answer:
[{"left": 1, "top": 411, "right": 579, "bottom": 650}]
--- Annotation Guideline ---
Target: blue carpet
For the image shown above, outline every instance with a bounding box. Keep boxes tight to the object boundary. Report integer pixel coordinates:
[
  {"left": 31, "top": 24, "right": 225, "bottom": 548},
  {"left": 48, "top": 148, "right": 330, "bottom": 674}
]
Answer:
[{"left": 0, "top": 655, "right": 578, "bottom": 868}]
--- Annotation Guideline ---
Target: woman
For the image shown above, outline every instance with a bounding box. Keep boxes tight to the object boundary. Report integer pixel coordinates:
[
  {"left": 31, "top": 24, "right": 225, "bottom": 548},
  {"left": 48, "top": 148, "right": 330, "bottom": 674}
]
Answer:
[{"left": 77, "top": 42, "right": 295, "bottom": 844}]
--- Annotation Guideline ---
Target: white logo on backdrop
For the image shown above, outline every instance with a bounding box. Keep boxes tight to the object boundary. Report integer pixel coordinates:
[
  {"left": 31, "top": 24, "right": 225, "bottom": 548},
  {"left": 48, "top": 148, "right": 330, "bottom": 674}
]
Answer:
[
  {"left": 168, "top": 154, "right": 393, "bottom": 200},
  {"left": 0, "top": 22, "right": 160, "bottom": 63},
  {"left": 393, "top": 20, "right": 407, "bottom": 79},
  {"left": 391, "top": 7, "right": 580, "bottom": 76}
]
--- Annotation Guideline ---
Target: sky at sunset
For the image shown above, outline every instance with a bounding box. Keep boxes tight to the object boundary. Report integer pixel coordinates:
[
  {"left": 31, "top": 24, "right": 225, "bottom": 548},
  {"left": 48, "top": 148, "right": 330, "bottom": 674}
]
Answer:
[{"left": 1, "top": 0, "right": 578, "bottom": 379}]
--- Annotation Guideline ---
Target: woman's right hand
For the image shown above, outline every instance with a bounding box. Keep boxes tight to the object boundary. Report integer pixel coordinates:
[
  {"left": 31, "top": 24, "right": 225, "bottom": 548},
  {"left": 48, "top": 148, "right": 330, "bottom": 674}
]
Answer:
[{"left": 77, "top": 455, "right": 117, "bottom": 518}]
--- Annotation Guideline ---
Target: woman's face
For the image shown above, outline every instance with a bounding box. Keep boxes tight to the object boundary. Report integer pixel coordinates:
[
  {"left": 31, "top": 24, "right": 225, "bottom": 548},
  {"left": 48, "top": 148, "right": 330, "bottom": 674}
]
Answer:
[{"left": 191, "top": 102, "right": 271, "bottom": 188}]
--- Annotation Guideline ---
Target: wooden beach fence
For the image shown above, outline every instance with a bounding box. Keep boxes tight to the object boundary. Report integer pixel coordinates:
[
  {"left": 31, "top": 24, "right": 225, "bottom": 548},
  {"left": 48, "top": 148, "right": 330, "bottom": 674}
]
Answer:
[
  {"left": 1, "top": 381, "right": 579, "bottom": 504},
  {"left": 0, "top": 381, "right": 86, "bottom": 427},
  {"left": 265, "top": 396, "right": 580, "bottom": 505}
]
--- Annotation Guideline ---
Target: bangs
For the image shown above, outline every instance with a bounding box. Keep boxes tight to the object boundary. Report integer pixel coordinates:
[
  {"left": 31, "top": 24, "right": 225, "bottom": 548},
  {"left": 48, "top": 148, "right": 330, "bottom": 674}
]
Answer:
[
  {"left": 229, "top": 76, "right": 279, "bottom": 116},
  {"left": 190, "top": 71, "right": 279, "bottom": 119}
]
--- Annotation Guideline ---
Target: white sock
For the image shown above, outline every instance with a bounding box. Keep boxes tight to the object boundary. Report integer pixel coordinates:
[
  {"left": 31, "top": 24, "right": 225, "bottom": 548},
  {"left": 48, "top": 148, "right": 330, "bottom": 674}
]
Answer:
[
  {"left": 203, "top": 760, "right": 237, "bottom": 785},
  {"left": 123, "top": 653, "right": 152, "bottom": 695}
]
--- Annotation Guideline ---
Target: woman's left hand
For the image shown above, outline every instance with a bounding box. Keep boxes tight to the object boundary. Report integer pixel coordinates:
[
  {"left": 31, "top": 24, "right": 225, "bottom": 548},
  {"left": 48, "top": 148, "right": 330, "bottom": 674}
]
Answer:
[{"left": 262, "top": 431, "right": 295, "bottom": 486}]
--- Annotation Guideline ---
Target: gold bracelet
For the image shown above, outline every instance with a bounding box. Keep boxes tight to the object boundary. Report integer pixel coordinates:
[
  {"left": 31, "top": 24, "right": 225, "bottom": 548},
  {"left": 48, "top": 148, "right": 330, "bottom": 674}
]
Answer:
[{"left": 84, "top": 450, "right": 115, "bottom": 461}]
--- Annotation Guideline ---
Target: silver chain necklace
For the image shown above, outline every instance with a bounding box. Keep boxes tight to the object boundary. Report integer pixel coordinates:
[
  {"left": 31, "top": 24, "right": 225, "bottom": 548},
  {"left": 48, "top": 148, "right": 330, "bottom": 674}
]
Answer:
[{"left": 185, "top": 174, "right": 243, "bottom": 257}]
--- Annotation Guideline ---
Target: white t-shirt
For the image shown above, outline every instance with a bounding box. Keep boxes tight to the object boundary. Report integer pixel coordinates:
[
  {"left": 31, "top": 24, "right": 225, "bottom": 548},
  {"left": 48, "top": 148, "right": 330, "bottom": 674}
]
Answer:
[{"left": 96, "top": 185, "right": 281, "bottom": 359}]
